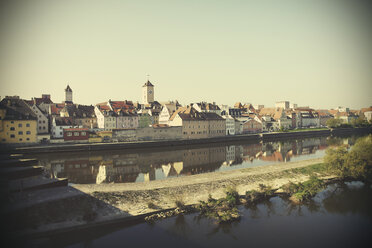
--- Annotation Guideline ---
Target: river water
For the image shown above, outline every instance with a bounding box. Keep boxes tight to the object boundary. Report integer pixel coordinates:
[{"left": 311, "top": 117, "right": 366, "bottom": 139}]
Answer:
[
  {"left": 39, "top": 181, "right": 372, "bottom": 248},
  {"left": 33, "top": 134, "right": 362, "bottom": 184}
]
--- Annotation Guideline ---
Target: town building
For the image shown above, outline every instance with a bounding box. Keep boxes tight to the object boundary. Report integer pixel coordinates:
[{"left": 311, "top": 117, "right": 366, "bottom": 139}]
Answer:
[
  {"left": 275, "top": 101, "right": 290, "bottom": 110},
  {"left": 0, "top": 97, "right": 38, "bottom": 144},
  {"left": 64, "top": 85, "right": 73, "bottom": 104},
  {"left": 59, "top": 104, "right": 97, "bottom": 129},
  {"left": 142, "top": 80, "right": 154, "bottom": 104},
  {"left": 51, "top": 117, "right": 79, "bottom": 138},
  {"left": 168, "top": 107, "right": 226, "bottom": 139},
  {"left": 222, "top": 115, "right": 235, "bottom": 135},
  {"left": 242, "top": 117, "right": 263, "bottom": 134},
  {"left": 95, "top": 100, "right": 138, "bottom": 131},
  {"left": 192, "top": 102, "right": 222, "bottom": 116},
  {"left": 361, "top": 107, "right": 372, "bottom": 121},
  {"left": 63, "top": 128, "right": 89, "bottom": 142}
]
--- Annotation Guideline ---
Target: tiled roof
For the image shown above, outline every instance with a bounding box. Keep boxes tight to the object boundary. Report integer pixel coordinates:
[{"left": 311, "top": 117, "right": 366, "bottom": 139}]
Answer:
[
  {"left": 54, "top": 117, "right": 74, "bottom": 126},
  {"left": 65, "top": 85, "right": 72, "bottom": 92},
  {"left": 0, "top": 98, "right": 37, "bottom": 120},
  {"left": 51, "top": 103, "right": 65, "bottom": 115},
  {"left": 62, "top": 104, "right": 96, "bottom": 118},
  {"left": 170, "top": 107, "right": 224, "bottom": 121},
  {"left": 361, "top": 107, "right": 372, "bottom": 113},
  {"left": 64, "top": 128, "right": 89, "bottom": 131},
  {"left": 143, "top": 80, "right": 154, "bottom": 87}
]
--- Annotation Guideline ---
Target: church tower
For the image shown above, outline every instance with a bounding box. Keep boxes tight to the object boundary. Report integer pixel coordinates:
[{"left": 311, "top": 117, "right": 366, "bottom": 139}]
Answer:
[
  {"left": 142, "top": 80, "right": 154, "bottom": 104},
  {"left": 65, "top": 85, "right": 73, "bottom": 104}
]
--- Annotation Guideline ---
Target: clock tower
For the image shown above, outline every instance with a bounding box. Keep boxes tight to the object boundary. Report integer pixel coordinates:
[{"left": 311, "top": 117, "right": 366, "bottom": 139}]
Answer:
[{"left": 142, "top": 80, "right": 154, "bottom": 104}]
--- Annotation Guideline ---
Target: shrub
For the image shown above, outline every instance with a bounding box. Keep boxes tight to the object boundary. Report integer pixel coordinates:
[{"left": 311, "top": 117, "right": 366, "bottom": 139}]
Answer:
[{"left": 325, "top": 135, "right": 372, "bottom": 179}]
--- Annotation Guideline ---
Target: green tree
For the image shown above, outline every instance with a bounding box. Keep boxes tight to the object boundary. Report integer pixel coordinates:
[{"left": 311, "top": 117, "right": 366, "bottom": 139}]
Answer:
[
  {"left": 326, "top": 118, "right": 342, "bottom": 128},
  {"left": 325, "top": 135, "right": 372, "bottom": 179}
]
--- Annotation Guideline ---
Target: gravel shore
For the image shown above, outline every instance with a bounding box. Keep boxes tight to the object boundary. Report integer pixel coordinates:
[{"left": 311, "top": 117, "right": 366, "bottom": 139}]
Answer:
[{"left": 73, "top": 157, "right": 325, "bottom": 216}]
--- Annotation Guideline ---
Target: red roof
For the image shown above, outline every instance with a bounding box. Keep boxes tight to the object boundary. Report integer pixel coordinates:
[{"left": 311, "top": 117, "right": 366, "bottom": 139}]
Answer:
[
  {"left": 64, "top": 128, "right": 89, "bottom": 131},
  {"left": 51, "top": 104, "right": 65, "bottom": 115}
]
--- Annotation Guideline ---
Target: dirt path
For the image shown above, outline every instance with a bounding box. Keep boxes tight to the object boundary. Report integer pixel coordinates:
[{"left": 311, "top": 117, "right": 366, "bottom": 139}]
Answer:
[{"left": 73, "top": 158, "right": 325, "bottom": 216}]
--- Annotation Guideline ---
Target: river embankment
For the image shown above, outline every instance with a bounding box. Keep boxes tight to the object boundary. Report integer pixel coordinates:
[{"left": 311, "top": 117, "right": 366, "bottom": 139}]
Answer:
[
  {"left": 10, "top": 157, "right": 338, "bottom": 239},
  {"left": 2, "top": 127, "right": 371, "bottom": 154}
]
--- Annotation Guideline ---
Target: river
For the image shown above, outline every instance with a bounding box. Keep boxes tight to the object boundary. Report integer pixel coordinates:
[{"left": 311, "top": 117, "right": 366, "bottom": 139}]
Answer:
[
  {"left": 33, "top": 180, "right": 372, "bottom": 248},
  {"left": 33, "top": 134, "right": 362, "bottom": 184}
]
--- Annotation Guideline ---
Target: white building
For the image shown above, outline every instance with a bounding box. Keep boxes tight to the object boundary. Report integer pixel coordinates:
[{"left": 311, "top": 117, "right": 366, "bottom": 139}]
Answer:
[
  {"left": 95, "top": 105, "right": 116, "bottom": 131},
  {"left": 223, "top": 115, "right": 235, "bottom": 135},
  {"left": 95, "top": 101, "right": 138, "bottom": 131},
  {"left": 51, "top": 117, "right": 80, "bottom": 138},
  {"left": 275, "top": 101, "right": 290, "bottom": 110}
]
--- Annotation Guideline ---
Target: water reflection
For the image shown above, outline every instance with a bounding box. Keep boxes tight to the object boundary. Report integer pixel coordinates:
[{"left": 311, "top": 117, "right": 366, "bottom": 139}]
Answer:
[{"left": 34, "top": 135, "right": 362, "bottom": 184}]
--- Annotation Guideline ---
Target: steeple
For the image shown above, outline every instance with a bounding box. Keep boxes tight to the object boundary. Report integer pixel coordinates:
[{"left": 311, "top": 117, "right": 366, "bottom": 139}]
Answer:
[{"left": 64, "top": 84, "right": 73, "bottom": 104}]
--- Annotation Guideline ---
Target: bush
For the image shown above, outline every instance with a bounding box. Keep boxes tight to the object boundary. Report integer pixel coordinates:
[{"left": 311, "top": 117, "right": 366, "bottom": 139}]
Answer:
[{"left": 325, "top": 135, "right": 372, "bottom": 179}]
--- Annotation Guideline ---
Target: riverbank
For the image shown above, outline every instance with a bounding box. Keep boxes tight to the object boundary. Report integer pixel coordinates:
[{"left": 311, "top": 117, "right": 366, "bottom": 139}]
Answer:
[
  {"left": 2, "top": 127, "right": 370, "bottom": 154},
  {"left": 11, "top": 157, "right": 339, "bottom": 239}
]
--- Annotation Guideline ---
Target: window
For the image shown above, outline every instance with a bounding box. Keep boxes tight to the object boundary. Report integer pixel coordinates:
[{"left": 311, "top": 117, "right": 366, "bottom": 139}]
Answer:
[
  {"left": 81, "top": 132, "right": 86, "bottom": 136},
  {"left": 18, "top": 131, "right": 23, "bottom": 135},
  {"left": 19, "top": 138, "right": 22, "bottom": 141},
  {"left": 26, "top": 138, "right": 30, "bottom": 141},
  {"left": 67, "top": 132, "right": 72, "bottom": 136},
  {"left": 74, "top": 132, "right": 79, "bottom": 136},
  {"left": 10, "top": 134, "right": 15, "bottom": 138},
  {"left": 10, "top": 127, "right": 15, "bottom": 131},
  {"left": 60, "top": 132, "right": 62, "bottom": 135},
  {"left": 43, "top": 127, "right": 46, "bottom": 130},
  {"left": 26, "top": 131, "right": 31, "bottom": 135},
  {"left": 43, "top": 120, "right": 45, "bottom": 123},
  {"left": 39, "top": 121, "right": 41, "bottom": 124},
  {"left": 2, "top": 139, "right": 5, "bottom": 142},
  {"left": 26, "top": 123, "right": 30, "bottom": 127},
  {"left": 11, "top": 121, "right": 14, "bottom": 124},
  {"left": 18, "top": 123, "right": 22, "bottom": 127}
]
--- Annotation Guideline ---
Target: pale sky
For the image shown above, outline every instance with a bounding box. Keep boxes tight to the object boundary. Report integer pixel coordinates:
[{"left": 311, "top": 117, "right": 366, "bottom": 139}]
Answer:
[{"left": 1, "top": 0, "right": 371, "bottom": 109}]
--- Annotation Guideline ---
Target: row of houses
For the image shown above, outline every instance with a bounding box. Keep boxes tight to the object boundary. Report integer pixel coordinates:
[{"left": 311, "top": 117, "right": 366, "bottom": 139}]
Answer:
[{"left": 1, "top": 82, "right": 371, "bottom": 144}]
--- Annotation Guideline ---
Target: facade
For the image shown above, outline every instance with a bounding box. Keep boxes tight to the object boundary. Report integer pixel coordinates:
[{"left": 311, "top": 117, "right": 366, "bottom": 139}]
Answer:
[
  {"left": 168, "top": 107, "right": 226, "bottom": 139},
  {"left": 234, "top": 119, "right": 244, "bottom": 134},
  {"left": 192, "top": 102, "right": 222, "bottom": 116},
  {"left": 95, "top": 101, "right": 138, "bottom": 131},
  {"left": 275, "top": 101, "right": 290, "bottom": 110},
  {"left": 0, "top": 97, "right": 38, "bottom": 144},
  {"left": 59, "top": 104, "right": 97, "bottom": 129},
  {"left": 223, "top": 115, "right": 235, "bottom": 135},
  {"left": 242, "top": 117, "right": 263, "bottom": 134},
  {"left": 142, "top": 80, "right": 154, "bottom": 104},
  {"left": 295, "top": 108, "right": 320, "bottom": 128},
  {"left": 63, "top": 128, "right": 89, "bottom": 142},
  {"left": 27, "top": 104, "right": 49, "bottom": 134},
  {"left": 52, "top": 117, "right": 78, "bottom": 138}
]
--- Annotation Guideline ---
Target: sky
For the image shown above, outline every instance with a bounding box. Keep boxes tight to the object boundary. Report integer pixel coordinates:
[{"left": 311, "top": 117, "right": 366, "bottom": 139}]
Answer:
[{"left": 0, "top": 0, "right": 371, "bottom": 109}]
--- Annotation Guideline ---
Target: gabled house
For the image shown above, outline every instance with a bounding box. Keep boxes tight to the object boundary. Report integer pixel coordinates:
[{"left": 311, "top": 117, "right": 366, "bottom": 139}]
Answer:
[
  {"left": 192, "top": 102, "right": 222, "bottom": 116},
  {"left": 59, "top": 104, "right": 97, "bottom": 129},
  {"left": 51, "top": 117, "right": 80, "bottom": 138},
  {"left": 0, "top": 96, "right": 38, "bottom": 144},
  {"left": 242, "top": 116, "right": 263, "bottom": 134},
  {"left": 168, "top": 106, "right": 225, "bottom": 139},
  {"left": 95, "top": 100, "right": 138, "bottom": 131}
]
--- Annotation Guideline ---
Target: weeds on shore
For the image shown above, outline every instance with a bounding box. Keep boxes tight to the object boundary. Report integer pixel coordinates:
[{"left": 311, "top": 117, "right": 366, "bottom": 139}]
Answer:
[
  {"left": 197, "top": 188, "right": 241, "bottom": 223},
  {"left": 245, "top": 184, "right": 275, "bottom": 204},
  {"left": 281, "top": 176, "right": 325, "bottom": 203}
]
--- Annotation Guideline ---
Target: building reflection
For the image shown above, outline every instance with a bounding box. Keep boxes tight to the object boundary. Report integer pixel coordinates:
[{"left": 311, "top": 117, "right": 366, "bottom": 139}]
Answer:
[{"left": 42, "top": 136, "right": 353, "bottom": 184}]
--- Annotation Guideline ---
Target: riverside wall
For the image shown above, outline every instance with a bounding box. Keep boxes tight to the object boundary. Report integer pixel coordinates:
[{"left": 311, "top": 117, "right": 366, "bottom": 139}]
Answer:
[{"left": 2, "top": 127, "right": 371, "bottom": 155}]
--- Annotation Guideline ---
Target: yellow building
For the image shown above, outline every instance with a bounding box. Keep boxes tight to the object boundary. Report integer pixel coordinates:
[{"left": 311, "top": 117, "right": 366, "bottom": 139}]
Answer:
[{"left": 0, "top": 97, "right": 38, "bottom": 144}]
